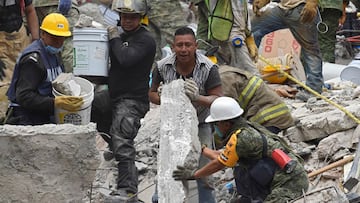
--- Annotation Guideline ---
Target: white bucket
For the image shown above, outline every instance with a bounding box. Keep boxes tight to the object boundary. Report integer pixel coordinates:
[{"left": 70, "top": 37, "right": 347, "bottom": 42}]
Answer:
[
  {"left": 53, "top": 77, "right": 94, "bottom": 125},
  {"left": 322, "top": 62, "right": 346, "bottom": 81},
  {"left": 73, "top": 28, "right": 109, "bottom": 77},
  {"left": 340, "top": 60, "right": 360, "bottom": 85}
]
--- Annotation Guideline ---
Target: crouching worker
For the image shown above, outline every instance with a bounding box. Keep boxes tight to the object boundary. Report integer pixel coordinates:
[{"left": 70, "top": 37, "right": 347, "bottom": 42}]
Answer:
[
  {"left": 173, "top": 97, "right": 309, "bottom": 203},
  {"left": 4, "top": 13, "right": 83, "bottom": 125}
]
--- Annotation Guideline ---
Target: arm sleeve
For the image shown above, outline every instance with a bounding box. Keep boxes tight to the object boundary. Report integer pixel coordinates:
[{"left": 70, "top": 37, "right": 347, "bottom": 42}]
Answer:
[
  {"left": 15, "top": 60, "right": 55, "bottom": 114},
  {"left": 218, "top": 132, "right": 240, "bottom": 167},
  {"left": 205, "top": 65, "right": 222, "bottom": 91},
  {"left": 151, "top": 66, "right": 163, "bottom": 87}
]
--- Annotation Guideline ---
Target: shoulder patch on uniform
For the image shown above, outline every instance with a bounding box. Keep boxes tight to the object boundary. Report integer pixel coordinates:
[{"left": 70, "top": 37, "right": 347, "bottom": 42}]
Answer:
[{"left": 20, "top": 52, "right": 41, "bottom": 65}]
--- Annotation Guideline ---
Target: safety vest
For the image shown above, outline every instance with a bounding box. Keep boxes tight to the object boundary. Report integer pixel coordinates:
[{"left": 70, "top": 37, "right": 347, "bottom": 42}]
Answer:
[
  {"left": 7, "top": 40, "right": 64, "bottom": 104},
  {"left": 219, "top": 65, "right": 294, "bottom": 129},
  {"left": 207, "top": 0, "right": 233, "bottom": 41},
  {"left": 0, "top": 0, "right": 23, "bottom": 32}
]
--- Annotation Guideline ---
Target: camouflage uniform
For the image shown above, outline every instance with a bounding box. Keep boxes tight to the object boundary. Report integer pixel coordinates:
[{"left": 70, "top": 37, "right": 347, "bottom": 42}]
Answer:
[
  {"left": 218, "top": 118, "right": 309, "bottom": 203},
  {"left": 147, "top": 0, "right": 188, "bottom": 60},
  {"left": 318, "top": 0, "right": 343, "bottom": 63},
  {"left": 190, "top": 0, "right": 209, "bottom": 50},
  {"left": 33, "top": 0, "right": 80, "bottom": 72},
  {"left": 219, "top": 65, "right": 294, "bottom": 133}
]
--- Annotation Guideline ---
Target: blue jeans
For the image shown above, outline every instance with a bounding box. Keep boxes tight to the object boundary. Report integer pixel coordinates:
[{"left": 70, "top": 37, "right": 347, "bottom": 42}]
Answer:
[{"left": 251, "top": 4, "right": 324, "bottom": 93}]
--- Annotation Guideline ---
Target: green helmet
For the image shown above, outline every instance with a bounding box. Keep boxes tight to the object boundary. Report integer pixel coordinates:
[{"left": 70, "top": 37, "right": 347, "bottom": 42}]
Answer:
[{"left": 112, "top": 0, "right": 147, "bottom": 15}]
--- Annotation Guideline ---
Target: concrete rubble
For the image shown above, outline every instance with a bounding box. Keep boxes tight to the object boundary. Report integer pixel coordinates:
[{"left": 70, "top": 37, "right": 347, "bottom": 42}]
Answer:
[
  {"left": 84, "top": 76, "right": 360, "bottom": 203},
  {"left": 157, "top": 79, "right": 201, "bottom": 203},
  {"left": 52, "top": 73, "right": 81, "bottom": 96},
  {"left": 0, "top": 123, "right": 100, "bottom": 202}
]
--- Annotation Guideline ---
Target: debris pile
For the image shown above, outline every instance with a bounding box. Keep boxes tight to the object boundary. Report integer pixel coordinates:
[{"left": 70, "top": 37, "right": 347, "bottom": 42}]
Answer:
[{"left": 87, "top": 77, "right": 360, "bottom": 202}]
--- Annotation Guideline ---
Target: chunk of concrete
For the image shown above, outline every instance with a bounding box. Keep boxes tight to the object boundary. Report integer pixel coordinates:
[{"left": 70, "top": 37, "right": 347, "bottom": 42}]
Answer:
[
  {"left": 157, "top": 79, "right": 201, "bottom": 203},
  {"left": 52, "top": 73, "right": 81, "bottom": 96},
  {"left": 286, "top": 103, "right": 360, "bottom": 142},
  {"left": 0, "top": 123, "right": 100, "bottom": 202},
  {"left": 291, "top": 186, "right": 348, "bottom": 203},
  {"left": 317, "top": 129, "right": 355, "bottom": 160}
]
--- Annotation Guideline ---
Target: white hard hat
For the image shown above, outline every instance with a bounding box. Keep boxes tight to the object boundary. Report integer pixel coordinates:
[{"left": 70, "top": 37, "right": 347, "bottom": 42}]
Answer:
[{"left": 205, "top": 97, "right": 244, "bottom": 123}]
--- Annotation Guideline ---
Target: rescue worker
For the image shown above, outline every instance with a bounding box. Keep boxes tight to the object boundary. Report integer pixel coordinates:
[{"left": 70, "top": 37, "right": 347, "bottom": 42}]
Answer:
[
  {"left": 190, "top": 0, "right": 209, "bottom": 50},
  {"left": 33, "top": 0, "right": 80, "bottom": 73},
  {"left": 105, "top": 0, "right": 156, "bottom": 201},
  {"left": 251, "top": 0, "right": 324, "bottom": 102},
  {"left": 0, "top": 0, "right": 39, "bottom": 121},
  {"left": 146, "top": 0, "right": 189, "bottom": 61},
  {"left": 209, "top": 0, "right": 259, "bottom": 74},
  {"left": 191, "top": 0, "right": 258, "bottom": 74},
  {"left": 318, "top": 0, "right": 348, "bottom": 63},
  {"left": 173, "top": 96, "right": 309, "bottom": 203},
  {"left": 111, "top": 0, "right": 189, "bottom": 61},
  {"left": 4, "top": 13, "right": 83, "bottom": 125},
  {"left": 149, "top": 26, "right": 222, "bottom": 203},
  {"left": 219, "top": 65, "right": 294, "bottom": 135},
  {"left": 0, "top": 0, "right": 39, "bottom": 83}
]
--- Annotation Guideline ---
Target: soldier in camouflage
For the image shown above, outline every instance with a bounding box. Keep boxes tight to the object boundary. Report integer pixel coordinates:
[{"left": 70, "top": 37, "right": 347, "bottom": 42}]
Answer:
[
  {"left": 147, "top": 0, "right": 189, "bottom": 60},
  {"left": 173, "top": 97, "right": 309, "bottom": 203},
  {"left": 190, "top": 0, "right": 209, "bottom": 50}
]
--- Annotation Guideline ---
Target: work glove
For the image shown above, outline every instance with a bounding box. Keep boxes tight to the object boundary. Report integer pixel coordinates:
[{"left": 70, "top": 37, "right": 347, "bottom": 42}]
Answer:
[
  {"left": 184, "top": 78, "right": 199, "bottom": 101},
  {"left": 58, "top": 0, "right": 72, "bottom": 15},
  {"left": 172, "top": 165, "right": 196, "bottom": 180},
  {"left": 245, "top": 36, "right": 258, "bottom": 62},
  {"left": 252, "top": 0, "right": 270, "bottom": 16},
  {"left": 300, "top": 0, "right": 318, "bottom": 24},
  {"left": 54, "top": 96, "right": 84, "bottom": 111},
  {"left": 157, "top": 82, "right": 163, "bottom": 97},
  {"left": 107, "top": 26, "right": 120, "bottom": 41}
]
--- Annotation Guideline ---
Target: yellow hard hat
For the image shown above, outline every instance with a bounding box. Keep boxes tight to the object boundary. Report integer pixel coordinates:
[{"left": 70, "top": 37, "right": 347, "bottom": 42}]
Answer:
[
  {"left": 40, "top": 13, "right": 71, "bottom": 37},
  {"left": 141, "top": 15, "right": 149, "bottom": 26},
  {"left": 207, "top": 55, "right": 218, "bottom": 64}
]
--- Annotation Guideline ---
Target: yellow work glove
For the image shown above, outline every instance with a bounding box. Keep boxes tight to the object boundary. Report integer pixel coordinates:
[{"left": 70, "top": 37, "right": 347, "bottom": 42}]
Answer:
[
  {"left": 245, "top": 36, "right": 258, "bottom": 61},
  {"left": 55, "top": 96, "right": 84, "bottom": 111},
  {"left": 253, "top": 0, "right": 270, "bottom": 16},
  {"left": 300, "top": 0, "right": 318, "bottom": 24}
]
